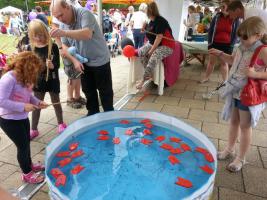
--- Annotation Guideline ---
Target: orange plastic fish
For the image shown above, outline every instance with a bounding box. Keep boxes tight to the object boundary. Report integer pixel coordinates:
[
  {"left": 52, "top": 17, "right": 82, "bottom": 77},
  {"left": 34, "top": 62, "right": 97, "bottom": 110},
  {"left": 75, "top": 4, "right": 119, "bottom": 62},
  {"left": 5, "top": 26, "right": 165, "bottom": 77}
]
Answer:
[
  {"left": 143, "top": 129, "right": 152, "bottom": 135},
  {"left": 204, "top": 152, "right": 214, "bottom": 163},
  {"left": 125, "top": 129, "right": 133, "bottom": 136},
  {"left": 120, "top": 120, "right": 130, "bottom": 124},
  {"left": 140, "top": 138, "right": 153, "bottom": 145},
  {"left": 141, "top": 119, "right": 151, "bottom": 124},
  {"left": 195, "top": 147, "right": 209, "bottom": 154},
  {"left": 71, "top": 150, "right": 84, "bottom": 159},
  {"left": 56, "top": 151, "right": 70, "bottom": 158},
  {"left": 113, "top": 137, "right": 121, "bottom": 144},
  {"left": 97, "top": 135, "right": 109, "bottom": 140},
  {"left": 160, "top": 143, "right": 174, "bottom": 151},
  {"left": 155, "top": 135, "right": 165, "bottom": 142},
  {"left": 170, "top": 148, "right": 182, "bottom": 155},
  {"left": 170, "top": 137, "right": 181, "bottom": 143},
  {"left": 180, "top": 143, "right": 191, "bottom": 152},
  {"left": 144, "top": 123, "right": 153, "bottom": 129},
  {"left": 98, "top": 130, "right": 109, "bottom": 135},
  {"left": 175, "top": 177, "right": 193, "bottom": 188},
  {"left": 51, "top": 168, "right": 64, "bottom": 179},
  {"left": 58, "top": 157, "right": 72, "bottom": 168},
  {"left": 71, "top": 164, "right": 85, "bottom": 175},
  {"left": 168, "top": 155, "right": 180, "bottom": 165},
  {"left": 55, "top": 174, "right": 67, "bottom": 187},
  {"left": 200, "top": 165, "right": 214, "bottom": 174},
  {"left": 69, "top": 142, "right": 79, "bottom": 151}
]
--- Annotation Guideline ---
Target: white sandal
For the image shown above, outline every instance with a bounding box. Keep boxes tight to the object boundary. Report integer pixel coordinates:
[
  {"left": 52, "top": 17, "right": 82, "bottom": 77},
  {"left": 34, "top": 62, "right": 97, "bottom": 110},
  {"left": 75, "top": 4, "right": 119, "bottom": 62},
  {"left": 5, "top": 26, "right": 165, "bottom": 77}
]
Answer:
[
  {"left": 217, "top": 148, "right": 235, "bottom": 160},
  {"left": 226, "top": 157, "right": 246, "bottom": 173}
]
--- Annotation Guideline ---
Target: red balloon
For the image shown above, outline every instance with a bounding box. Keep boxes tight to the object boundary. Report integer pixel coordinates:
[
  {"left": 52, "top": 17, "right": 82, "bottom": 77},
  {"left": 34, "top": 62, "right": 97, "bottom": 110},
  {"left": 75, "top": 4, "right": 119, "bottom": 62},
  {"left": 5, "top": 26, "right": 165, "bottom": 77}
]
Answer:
[{"left": 122, "top": 45, "right": 135, "bottom": 58}]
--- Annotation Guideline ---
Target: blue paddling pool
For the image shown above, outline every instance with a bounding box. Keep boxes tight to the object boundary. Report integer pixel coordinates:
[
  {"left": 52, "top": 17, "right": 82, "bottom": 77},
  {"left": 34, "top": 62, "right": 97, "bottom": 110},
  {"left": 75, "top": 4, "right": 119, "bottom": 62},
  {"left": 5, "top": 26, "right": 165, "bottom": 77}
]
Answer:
[{"left": 46, "top": 111, "right": 217, "bottom": 200}]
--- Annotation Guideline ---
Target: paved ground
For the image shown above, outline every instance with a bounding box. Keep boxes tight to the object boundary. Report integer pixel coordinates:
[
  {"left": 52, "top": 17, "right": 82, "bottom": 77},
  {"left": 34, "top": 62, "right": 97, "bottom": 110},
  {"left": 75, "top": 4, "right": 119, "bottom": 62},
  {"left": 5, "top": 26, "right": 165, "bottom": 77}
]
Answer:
[{"left": 0, "top": 56, "right": 267, "bottom": 200}]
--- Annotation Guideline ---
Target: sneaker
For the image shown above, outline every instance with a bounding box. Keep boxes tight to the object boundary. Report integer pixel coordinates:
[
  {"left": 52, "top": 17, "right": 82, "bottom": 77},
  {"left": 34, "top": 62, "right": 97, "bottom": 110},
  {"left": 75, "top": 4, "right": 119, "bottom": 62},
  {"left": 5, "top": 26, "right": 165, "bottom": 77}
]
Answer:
[
  {"left": 57, "top": 123, "right": 67, "bottom": 134},
  {"left": 30, "top": 130, "right": 39, "bottom": 140},
  {"left": 22, "top": 171, "right": 44, "bottom": 184},
  {"left": 32, "top": 162, "right": 45, "bottom": 172},
  {"left": 75, "top": 97, "right": 86, "bottom": 105},
  {"left": 72, "top": 101, "right": 83, "bottom": 109},
  {"left": 67, "top": 98, "right": 74, "bottom": 107}
]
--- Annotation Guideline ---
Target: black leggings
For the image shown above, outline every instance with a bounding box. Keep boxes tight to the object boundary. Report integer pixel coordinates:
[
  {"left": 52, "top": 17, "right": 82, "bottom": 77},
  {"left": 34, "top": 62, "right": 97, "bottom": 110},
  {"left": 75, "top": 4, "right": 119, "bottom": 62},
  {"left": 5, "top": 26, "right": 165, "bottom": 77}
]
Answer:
[
  {"left": 32, "top": 91, "right": 63, "bottom": 130},
  {"left": 0, "top": 117, "right": 32, "bottom": 174}
]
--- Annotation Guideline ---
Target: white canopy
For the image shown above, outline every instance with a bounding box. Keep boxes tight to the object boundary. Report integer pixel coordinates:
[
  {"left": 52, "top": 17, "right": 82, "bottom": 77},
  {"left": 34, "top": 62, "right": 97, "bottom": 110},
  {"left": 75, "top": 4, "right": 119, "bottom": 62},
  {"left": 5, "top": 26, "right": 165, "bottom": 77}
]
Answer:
[{"left": 0, "top": 6, "right": 23, "bottom": 17}]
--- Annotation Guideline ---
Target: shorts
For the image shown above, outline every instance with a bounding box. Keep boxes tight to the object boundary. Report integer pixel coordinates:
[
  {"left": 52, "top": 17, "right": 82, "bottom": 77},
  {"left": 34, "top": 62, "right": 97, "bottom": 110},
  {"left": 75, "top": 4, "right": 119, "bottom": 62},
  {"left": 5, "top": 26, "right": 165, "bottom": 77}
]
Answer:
[
  {"left": 63, "top": 59, "right": 81, "bottom": 80},
  {"left": 208, "top": 43, "right": 233, "bottom": 55},
  {"left": 234, "top": 99, "right": 249, "bottom": 111}
]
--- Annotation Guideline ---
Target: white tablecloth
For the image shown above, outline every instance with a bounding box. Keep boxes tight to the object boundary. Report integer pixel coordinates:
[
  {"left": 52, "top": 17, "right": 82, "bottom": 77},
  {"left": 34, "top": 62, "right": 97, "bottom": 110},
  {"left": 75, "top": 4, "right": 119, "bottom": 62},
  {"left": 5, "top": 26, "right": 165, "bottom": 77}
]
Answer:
[{"left": 182, "top": 41, "right": 208, "bottom": 53}]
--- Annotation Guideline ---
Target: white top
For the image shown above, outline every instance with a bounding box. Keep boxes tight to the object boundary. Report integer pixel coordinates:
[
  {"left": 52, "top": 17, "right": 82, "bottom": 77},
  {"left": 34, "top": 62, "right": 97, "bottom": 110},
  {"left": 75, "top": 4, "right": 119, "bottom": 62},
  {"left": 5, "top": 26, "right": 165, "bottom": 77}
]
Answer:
[
  {"left": 245, "top": 8, "right": 267, "bottom": 28},
  {"left": 66, "top": 0, "right": 82, "bottom": 8},
  {"left": 113, "top": 11, "right": 122, "bottom": 25},
  {"left": 131, "top": 11, "right": 148, "bottom": 29},
  {"left": 125, "top": 12, "right": 133, "bottom": 26}
]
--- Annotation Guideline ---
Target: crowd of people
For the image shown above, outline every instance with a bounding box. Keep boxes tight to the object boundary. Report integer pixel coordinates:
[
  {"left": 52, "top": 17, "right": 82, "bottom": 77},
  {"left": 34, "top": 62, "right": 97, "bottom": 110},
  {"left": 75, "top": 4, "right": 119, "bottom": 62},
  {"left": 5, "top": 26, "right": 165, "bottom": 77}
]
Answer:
[{"left": 0, "top": 0, "right": 267, "bottom": 195}]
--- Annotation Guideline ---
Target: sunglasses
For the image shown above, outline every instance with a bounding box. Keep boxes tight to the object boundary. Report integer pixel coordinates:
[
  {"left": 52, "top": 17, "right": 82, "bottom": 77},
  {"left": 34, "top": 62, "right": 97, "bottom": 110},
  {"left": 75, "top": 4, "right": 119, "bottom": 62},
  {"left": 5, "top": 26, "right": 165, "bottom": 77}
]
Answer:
[{"left": 237, "top": 33, "right": 248, "bottom": 40}]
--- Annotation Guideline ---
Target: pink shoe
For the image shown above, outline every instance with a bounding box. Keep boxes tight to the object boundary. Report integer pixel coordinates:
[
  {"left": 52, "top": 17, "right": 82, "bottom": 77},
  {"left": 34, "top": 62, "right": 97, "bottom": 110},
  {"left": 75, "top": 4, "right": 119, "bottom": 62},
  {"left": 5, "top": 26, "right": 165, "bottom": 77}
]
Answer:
[
  {"left": 22, "top": 171, "right": 44, "bottom": 184},
  {"left": 30, "top": 130, "right": 39, "bottom": 140},
  {"left": 57, "top": 123, "right": 67, "bottom": 134},
  {"left": 32, "top": 162, "right": 45, "bottom": 172}
]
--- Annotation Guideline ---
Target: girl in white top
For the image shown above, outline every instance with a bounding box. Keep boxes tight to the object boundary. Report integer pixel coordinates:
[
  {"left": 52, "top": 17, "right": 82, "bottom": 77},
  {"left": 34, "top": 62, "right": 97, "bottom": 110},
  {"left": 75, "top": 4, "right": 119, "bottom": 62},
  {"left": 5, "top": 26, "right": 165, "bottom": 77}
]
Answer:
[{"left": 210, "top": 16, "right": 267, "bottom": 172}]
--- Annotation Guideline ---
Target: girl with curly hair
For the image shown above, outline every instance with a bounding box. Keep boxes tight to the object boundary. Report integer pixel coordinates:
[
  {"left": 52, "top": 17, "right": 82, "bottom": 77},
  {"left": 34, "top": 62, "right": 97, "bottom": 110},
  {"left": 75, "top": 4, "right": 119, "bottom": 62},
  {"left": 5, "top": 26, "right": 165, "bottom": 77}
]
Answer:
[
  {"left": 0, "top": 51, "right": 47, "bottom": 183},
  {"left": 27, "top": 19, "right": 67, "bottom": 139}
]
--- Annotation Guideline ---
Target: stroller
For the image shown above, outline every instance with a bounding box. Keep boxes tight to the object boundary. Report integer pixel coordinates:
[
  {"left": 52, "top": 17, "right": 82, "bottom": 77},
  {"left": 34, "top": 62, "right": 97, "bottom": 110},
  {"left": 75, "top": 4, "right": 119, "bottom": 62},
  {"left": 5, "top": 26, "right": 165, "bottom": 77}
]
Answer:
[{"left": 104, "top": 32, "right": 121, "bottom": 58}]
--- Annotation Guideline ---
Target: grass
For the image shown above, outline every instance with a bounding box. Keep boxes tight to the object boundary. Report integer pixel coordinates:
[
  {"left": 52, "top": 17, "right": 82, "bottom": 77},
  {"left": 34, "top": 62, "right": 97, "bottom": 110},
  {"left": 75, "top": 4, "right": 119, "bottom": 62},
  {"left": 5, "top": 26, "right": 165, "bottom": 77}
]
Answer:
[
  {"left": 0, "top": 34, "right": 18, "bottom": 55},
  {"left": 0, "top": 34, "right": 64, "bottom": 68}
]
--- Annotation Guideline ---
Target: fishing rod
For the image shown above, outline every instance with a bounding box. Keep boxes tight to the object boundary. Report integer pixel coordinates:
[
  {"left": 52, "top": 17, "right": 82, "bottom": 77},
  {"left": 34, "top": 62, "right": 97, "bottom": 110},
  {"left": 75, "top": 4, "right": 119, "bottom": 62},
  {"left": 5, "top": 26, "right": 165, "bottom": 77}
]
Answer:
[
  {"left": 0, "top": 101, "right": 68, "bottom": 117},
  {"left": 144, "top": 30, "right": 207, "bottom": 52}
]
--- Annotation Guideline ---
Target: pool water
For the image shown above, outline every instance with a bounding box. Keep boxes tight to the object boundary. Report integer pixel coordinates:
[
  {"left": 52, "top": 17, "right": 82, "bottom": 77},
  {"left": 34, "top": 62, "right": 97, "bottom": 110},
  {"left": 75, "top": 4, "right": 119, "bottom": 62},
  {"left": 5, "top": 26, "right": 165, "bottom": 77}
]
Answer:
[{"left": 47, "top": 119, "right": 215, "bottom": 200}]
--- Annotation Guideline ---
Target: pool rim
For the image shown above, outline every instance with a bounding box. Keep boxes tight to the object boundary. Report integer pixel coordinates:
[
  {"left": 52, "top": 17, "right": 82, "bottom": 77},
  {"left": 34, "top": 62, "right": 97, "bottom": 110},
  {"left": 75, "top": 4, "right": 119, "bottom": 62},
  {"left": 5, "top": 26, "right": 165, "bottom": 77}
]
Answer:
[{"left": 45, "top": 110, "right": 217, "bottom": 200}]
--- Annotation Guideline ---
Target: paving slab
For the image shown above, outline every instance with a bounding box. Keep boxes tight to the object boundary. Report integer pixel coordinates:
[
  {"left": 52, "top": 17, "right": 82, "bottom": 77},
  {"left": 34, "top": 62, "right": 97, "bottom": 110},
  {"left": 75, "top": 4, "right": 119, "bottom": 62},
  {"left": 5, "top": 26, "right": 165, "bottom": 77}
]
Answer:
[
  {"left": 154, "top": 96, "right": 180, "bottom": 106},
  {"left": 182, "top": 118, "right": 202, "bottom": 131},
  {"left": 259, "top": 147, "right": 267, "bottom": 168},
  {"left": 219, "top": 187, "right": 267, "bottom": 200},
  {"left": 189, "top": 109, "right": 218, "bottom": 123},
  {"left": 252, "top": 130, "right": 267, "bottom": 148},
  {"left": 0, "top": 131, "right": 12, "bottom": 152},
  {"left": 160, "top": 105, "right": 190, "bottom": 119},
  {"left": 170, "top": 89, "right": 195, "bottom": 99},
  {"left": 0, "top": 164, "right": 19, "bottom": 182},
  {"left": 215, "top": 160, "right": 244, "bottom": 192},
  {"left": 135, "top": 102, "right": 164, "bottom": 112},
  {"left": 0, "top": 172, "right": 23, "bottom": 190},
  {"left": 243, "top": 166, "right": 267, "bottom": 198},
  {"left": 185, "top": 84, "right": 208, "bottom": 92},
  {"left": 179, "top": 98, "right": 206, "bottom": 109},
  {"left": 31, "top": 191, "right": 49, "bottom": 200},
  {"left": 211, "top": 186, "right": 218, "bottom": 200},
  {"left": 202, "top": 122, "right": 229, "bottom": 140},
  {"left": 205, "top": 102, "right": 225, "bottom": 112}
]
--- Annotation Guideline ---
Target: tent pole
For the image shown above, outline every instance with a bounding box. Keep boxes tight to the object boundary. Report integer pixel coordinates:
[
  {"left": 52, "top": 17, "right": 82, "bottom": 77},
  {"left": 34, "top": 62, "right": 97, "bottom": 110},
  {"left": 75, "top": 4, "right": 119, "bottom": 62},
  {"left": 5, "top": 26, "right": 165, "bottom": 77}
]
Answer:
[
  {"left": 98, "top": 0, "right": 103, "bottom": 33},
  {"left": 25, "top": 0, "right": 29, "bottom": 13}
]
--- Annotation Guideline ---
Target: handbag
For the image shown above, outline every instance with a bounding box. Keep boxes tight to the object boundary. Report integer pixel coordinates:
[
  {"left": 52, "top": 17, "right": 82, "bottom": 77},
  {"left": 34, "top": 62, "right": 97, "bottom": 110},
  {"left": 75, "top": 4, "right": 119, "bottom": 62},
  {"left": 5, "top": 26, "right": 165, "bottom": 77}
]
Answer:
[{"left": 240, "top": 45, "right": 267, "bottom": 106}]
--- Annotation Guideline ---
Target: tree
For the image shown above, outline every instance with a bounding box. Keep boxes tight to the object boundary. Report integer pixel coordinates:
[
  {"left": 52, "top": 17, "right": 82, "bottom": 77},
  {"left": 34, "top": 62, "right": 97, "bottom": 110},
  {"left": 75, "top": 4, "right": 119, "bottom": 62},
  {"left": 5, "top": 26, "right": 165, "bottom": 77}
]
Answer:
[{"left": 0, "top": 0, "right": 36, "bottom": 12}]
